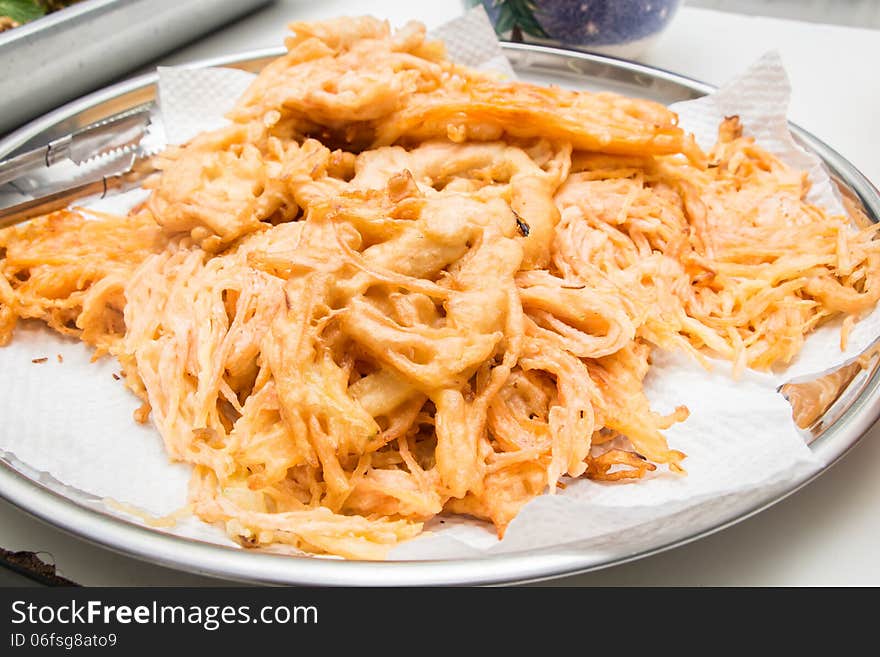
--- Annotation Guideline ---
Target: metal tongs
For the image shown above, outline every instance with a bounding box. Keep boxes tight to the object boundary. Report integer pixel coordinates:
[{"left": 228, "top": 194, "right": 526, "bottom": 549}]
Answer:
[{"left": 0, "top": 105, "right": 160, "bottom": 230}]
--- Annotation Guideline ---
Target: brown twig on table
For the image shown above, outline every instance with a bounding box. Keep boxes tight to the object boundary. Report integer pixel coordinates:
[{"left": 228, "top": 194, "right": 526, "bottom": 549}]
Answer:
[{"left": 0, "top": 548, "right": 78, "bottom": 586}]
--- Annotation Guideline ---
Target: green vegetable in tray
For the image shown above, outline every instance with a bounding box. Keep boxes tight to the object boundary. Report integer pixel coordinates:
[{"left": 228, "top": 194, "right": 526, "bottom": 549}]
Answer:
[{"left": 0, "top": 0, "right": 79, "bottom": 32}]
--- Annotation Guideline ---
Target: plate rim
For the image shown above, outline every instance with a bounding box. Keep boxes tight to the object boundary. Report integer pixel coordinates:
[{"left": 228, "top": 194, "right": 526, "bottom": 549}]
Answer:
[{"left": 1, "top": 42, "right": 879, "bottom": 586}]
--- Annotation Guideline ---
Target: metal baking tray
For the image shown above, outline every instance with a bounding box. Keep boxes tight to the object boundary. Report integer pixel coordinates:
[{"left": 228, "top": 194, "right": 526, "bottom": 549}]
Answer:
[
  {"left": 0, "top": 43, "right": 879, "bottom": 585},
  {"left": 0, "top": 0, "right": 272, "bottom": 135}
]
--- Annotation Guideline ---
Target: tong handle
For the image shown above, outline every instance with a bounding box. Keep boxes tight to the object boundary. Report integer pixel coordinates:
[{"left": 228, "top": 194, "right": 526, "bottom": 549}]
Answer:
[
  {"left": 0, "top": 179, "right": 106, "bottom": 230},
  {"left": 0, "top": 136, "right": 72, "bottom": 187},
  {"left": 0, "top": 160, "right": 156, "bottom": 230}
]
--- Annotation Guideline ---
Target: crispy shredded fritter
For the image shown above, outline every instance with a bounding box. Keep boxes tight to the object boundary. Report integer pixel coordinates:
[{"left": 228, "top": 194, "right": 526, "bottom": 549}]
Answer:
[{"left": 1, "top": 18, "right": 877, "bottom": 559}]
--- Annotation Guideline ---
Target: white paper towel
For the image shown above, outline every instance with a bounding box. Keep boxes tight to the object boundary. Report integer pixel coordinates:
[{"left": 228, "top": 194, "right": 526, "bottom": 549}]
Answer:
[
  {"left": 670, "top": 50, "right": 843, "bottom": 213},
  {"left": 158, "top": 66, "right": 257, "bottom": 146},
  {"left": 0, "top": 7, "right": 874, "bottom": 561},
  {"left": 0, "top": 322, "right": 191, "bottom": 517}
]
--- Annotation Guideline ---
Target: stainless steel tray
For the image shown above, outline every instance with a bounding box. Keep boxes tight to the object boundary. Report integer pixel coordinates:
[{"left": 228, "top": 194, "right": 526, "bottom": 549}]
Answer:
[
  {"left": 1, "top": 43, "right": 878, "bottom": 586},
  {"left": 0, "top": 0, "right": 272, "bottom": 135}
]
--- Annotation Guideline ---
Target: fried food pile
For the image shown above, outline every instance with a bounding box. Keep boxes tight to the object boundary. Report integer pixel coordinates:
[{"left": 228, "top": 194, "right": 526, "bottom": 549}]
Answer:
[{"left": 1, "top": 17, "right": 878, "bottom": 559}]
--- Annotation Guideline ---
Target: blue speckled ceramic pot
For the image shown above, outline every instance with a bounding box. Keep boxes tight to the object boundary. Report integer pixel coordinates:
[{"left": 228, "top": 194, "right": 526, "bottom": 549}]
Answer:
[{"left": 472, "top": 0, "right": 682, "bottom": 59}]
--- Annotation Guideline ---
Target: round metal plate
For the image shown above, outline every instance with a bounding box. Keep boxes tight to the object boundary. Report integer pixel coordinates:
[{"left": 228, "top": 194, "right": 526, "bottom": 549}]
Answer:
[{"left": 1, "top": 43, "right": 879, "bottom": 586}]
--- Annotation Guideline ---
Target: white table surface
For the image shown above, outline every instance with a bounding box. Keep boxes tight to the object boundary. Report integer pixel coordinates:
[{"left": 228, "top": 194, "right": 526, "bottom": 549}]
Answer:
[{"left": 2, "top": 2, "right": 879, "bottom": 586}]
